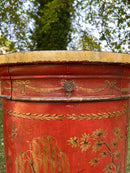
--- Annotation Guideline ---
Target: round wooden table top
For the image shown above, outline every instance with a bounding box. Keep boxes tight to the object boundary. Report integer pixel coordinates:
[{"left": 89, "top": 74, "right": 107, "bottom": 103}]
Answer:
[{"left": 0, "top": 51, "right": 129, "bottom": 65}]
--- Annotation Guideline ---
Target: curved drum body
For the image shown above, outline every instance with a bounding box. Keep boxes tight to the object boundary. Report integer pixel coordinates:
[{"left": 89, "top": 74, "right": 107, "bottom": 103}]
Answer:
[{"left": 0, "top": 51, "right": 129, "bottom": 173}]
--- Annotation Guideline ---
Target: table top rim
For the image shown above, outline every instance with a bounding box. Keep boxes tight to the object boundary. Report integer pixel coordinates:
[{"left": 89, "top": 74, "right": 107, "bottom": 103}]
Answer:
[{"left": 0, "top": 51, "right": 130, "bottom": 65}]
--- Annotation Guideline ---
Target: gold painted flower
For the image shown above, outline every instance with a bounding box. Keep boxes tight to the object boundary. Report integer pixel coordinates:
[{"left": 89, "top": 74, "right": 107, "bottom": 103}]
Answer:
[
  {"left": 92, "top": 128, "right": 108, "bottom": 139},
  {"left": 67, "top": 136, "right": 79, "bottom": 148},
  {"left": 110, "top": 138, "right": 119, "bottom": 148},
  {"left": 80, "top": 133, "right": 91, "bottom": 152},
  {"left": 119, "top": 133, "right": 124, "bottom": 140},
  {"left": 89, "top": 157, "right": 100, "bottom": 167},
  {"left": 92, "top": 141, "right": 104, "bottom": 152},
  {"left": 114, "top": 150, "right": 121, "bottom": 160},
  {"left": 104, "top": 163, "right": 113, "bottom": 173},
  {"left": 100, "top": 150, "right": 108, "bottom": 158},
  {"left": 113, "top": 127, "right": 124, "bottom": 140}
]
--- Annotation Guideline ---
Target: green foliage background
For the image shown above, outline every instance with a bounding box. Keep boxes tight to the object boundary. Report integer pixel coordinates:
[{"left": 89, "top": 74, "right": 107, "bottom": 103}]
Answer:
[
  {"left": 70, "top": 0, "right": 129, "bottom": 52},
  {"left": 0, "top": 0, "right": 129, "bottom": 52},
  {"left": 29, "top": 0, "right": 74, "bottom": 50},
  {"left": 0, "top": 36, "right": 16, "bottom": 54}
]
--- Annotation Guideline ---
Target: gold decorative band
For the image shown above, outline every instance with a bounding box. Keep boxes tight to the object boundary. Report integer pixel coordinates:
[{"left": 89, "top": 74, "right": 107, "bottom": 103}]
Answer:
[
  {"left": 3, "top": 80, "right": 130, "bottom": 96},
  {"left": 3, "top": 107, "right": 127, "bottom": 121},
  {"left": 76, "top": 80, "right": 129, "bottom": 94}
]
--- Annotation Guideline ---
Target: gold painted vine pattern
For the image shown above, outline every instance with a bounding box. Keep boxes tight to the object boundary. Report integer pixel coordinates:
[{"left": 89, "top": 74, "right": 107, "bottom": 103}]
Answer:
[
  {"left": 3, "top": 107, "right": 127, "bottom": 121},
  {"left": 3, "top": 80, "right": 129, "bottom": 96},
  {"left": 67, "top": 127, "right": 124, "bottom": 173}
]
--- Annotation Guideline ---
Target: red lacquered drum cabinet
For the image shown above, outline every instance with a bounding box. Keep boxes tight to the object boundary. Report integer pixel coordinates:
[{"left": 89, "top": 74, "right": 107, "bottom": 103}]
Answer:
[{"left": 0, "top": 51, "right": 130, "bottom": 173}]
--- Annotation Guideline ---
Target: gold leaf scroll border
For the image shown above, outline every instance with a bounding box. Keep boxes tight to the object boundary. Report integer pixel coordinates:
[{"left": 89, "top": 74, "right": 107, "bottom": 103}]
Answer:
[
  {"left": 3, "top": 80, "right": 129, "bottom": 96},
  {"left": 3, "top": 107, "right": 127, "bottom": 121}
]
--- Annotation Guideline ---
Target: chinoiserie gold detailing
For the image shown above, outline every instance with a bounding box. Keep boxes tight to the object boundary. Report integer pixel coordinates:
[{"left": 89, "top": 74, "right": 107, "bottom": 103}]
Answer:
[
  {"left": 113, "top": 127, "right": 124, "bottom": 140},
  {"left": 10, "top": 122, "right": 20, "bottom": 139},
  {"left": 3, "top": 106, "right": 127, "bottom": 121},
  {"left": 67, "top": 136, "right": 79, "bottom": 148},
  {"left": 67, "top": 127, "right": 124, "bottom": 173},
  {"left": 4, "top": 109, "right": 64, "bottom": 121},
  {"left": 3, "top": 80, "right": 129, "bottom": 96},
  {"left": 76, "top": 80, "right": 109, "bottom": 93},
  {"left": 76, "top": 80, "right": 129, "bottom": 95},
  {"left": 114, "top": 85, "right": 129, "bottom": 92},
  {"left": 15, "top": 135, "right": 70, "bottom": 173},
  {"left": 13, "top": 80, "right": 63, "bottom": 96}
]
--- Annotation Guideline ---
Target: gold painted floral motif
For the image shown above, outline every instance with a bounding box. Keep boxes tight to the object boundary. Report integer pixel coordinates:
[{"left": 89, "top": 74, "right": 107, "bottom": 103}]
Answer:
[
  {"left": 113, "top": 127, "right": 124, "bottom": 140},
  {"left": 110, "top": 138, "right": 119, "bottom": 148},
  {"left": 67, "top": 127, "right": 124, "bottom": 173},
  {"left": 89, "top": 158, "right": 100, "bottom": 167},
  {"left": 92, "top": 140, "right": 105, "bottom": 152},
  {"left": 100, "top": 150, "right": 108, "bottom": 158},
  {"left": 15, "top": 135, "right": 70, "bottom": 173},
  {"left": 92, "top": 128, "right": 108, "bottom": 139},
  {"left": 104, "top": 163, "right": 113, "bottom": 173},
  {"left": 3, "top": 105, "right": 127, "bottom": 121},
  {"left": 67, "top": 136, "right": 79, "bottom": 148},
  {"left": 114, "top": 150, "right": 121, "bottom": 160},
  {"left": 80, "top": 133, "right": 91, "bottom": 152},
  {"left": 104, "top": 163, "right": 121, "bottom": 173}
]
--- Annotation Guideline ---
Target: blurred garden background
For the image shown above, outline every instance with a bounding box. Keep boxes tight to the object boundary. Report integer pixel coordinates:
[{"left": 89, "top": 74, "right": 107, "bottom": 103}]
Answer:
[
  {"left": 0, "top": 0, "right": 130, "bottom": 172},
  {"left": 0, "top": 0, "right": 129, "bottom": 54}
]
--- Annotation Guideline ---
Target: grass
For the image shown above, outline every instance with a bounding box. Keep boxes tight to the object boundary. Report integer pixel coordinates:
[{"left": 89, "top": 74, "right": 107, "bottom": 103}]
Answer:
[
  {"left": 0, "top": 110, "right": 130, "bottom": 172},
  {"left": 0, "top": 111, "right": 6, "bottom": 173}
]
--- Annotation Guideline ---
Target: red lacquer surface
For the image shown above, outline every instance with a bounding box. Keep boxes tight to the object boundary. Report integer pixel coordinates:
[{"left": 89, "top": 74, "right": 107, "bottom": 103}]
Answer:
[
  {"left": 2, "top": 99, "right": 129, "bottom": 173},
  {"left": 0, "top": 62, "right": 129, "bottom": 173},
  {"left": 1, "top": 64, "right": 130, "bottom": 100}
]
